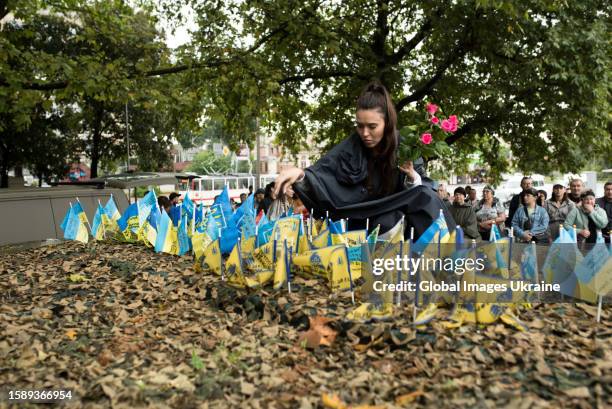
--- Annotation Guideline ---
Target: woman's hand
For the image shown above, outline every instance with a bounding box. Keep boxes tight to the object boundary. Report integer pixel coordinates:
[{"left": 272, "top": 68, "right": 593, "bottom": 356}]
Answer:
[
  {"left": 399, "top": 160, "right": 421, "bottom": 186},
  {"left": 579, "top": 229, "right": 590, "bottom": 238},
  {"left": 398, "top": 160, "right": 416, "bottom": 181},
  {"left": 273, "top": 167, "right": 305, "bottom": 199}
]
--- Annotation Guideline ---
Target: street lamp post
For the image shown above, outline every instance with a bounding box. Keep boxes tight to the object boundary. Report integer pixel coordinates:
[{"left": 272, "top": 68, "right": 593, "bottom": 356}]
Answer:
[
  {"left": 255, "top": 117, "right": 261, "bottom": 190},
  {"left": 125, "top": 102, "right": 130, "bottom": 172}
]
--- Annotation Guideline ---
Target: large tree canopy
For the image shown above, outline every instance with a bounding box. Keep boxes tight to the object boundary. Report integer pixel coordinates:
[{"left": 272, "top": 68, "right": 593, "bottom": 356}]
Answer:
[
  {"left": 1, "top": 0, "right": 610, "bottom": 185},
  {"left": 0, "top": 0, "right": 202, "bottom": 184},
  {"left": 168, "top": 0, "right": 611, "bottom": 178}
]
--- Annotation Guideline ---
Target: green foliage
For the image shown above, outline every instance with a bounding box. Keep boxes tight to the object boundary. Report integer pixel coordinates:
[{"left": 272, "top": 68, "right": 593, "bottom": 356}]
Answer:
[
  {"left": 188, "top": 151, "right": 232, "bottom": 175},
  {"left": 0, "top": 0, "right": 202, "bottom": 183},
  {"left": 165, "top": 0, "right": 611, "bottom": 176},
  {"left": 1, "top": 0, "right": 610, "bottom": 185}
]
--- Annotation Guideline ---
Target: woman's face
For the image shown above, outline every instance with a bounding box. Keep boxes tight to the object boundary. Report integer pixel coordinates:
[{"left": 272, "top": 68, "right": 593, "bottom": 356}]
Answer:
[
  {"left": 356, "top": 109, "right": 385, "bottom": 149},
  {"left": 553, "top": 186, "right": 565, "bottom": 200},
  {"left": 524, "top": 193, "right": 536, "bottom": 206},
  {"left": 483, "top": 189, "right": 493, "bottom": 201}
]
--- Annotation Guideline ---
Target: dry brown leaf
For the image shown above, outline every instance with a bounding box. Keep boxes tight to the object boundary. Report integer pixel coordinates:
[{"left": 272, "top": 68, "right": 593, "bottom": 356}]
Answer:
[
  {"left": 395, "top": 390, "right": 425, "bottom": 405},
  {"left": 299, "top": 315, "right": 338, "bottom": 348},
  {"left": 564, "top": 386, "right": 590, "bottom": 398},
  {"left": 535, "top": 359, "right": 553, "bottom": 376},
  {"left": 240, "top": 381, "right": 256, "bottom": 395},
  {"left": 472, "top": 346, "right": 486, "bottom": 363}
]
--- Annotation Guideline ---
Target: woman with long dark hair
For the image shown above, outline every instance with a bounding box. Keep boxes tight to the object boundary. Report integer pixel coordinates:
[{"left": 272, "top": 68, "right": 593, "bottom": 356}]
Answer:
[{"left": 272, "top": 81, "right": 455, "bottom": 239}]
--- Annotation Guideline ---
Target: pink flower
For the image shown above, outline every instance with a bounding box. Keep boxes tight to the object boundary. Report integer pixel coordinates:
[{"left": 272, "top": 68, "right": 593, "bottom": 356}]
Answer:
[
  {"left": 441, "top": 119, "right": 453, "bottom": 132},
  {"left": 448, "top": 115, "right": 458, "bottom": 125},
  {"left": 426, "top": 103, "right": 438, "bottom": 115},
  {"left": 420, "top": 133, "right": 433, "bottom": 145},
  {"left": 450, "top": 122, "right": 458, "bottom": 133},
  {"left": 430, "top": 116, "right": 439, "bottom": 125}
]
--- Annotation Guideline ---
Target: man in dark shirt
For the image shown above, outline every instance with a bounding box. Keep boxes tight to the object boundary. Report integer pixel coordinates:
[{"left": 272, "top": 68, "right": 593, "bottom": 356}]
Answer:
[
  {"left": 506, "top": 176, "right": 532, "bottom": 228},
  {"left": 568, "top": 178, "right": 584, "bottom": 204},
  {"left": 596, "top": 181, "right": 612, "bottom": 243}
]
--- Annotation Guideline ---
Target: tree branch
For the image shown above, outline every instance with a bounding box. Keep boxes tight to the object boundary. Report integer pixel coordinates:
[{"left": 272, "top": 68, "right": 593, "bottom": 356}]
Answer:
[
  {"left": 371, "top": 0, "right": 391, "bottom": 66},
  {"left": 3, "top": 21, "right": 289, "bottom": 91},
  {"left": 278, "top": 70, "right": 356, "bottom": 85},
  {"left": 395, "top": 46, "right": 468, "bottom": 111},
  {"left": 387, "top": 17, "right": 432, "bottom": 65},
  {"left": 445, "top": 87, "right": 538, "bottom": 145}
]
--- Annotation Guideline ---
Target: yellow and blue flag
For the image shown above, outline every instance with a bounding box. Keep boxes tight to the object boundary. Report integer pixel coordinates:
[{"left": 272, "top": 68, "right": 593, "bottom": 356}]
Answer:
[
  {"left": 379, "top": 217, "right": 405, "bottom": 244},
  {"left": 192, "top": 232, "right": 212, "bottom": 263},
  {"left": 91, "top": 203, "right": 106, "bottom": 241},
  {"left": 271, "top": 215, "right": 301, "bottom": 249},
  {"left": 104, "top": 195, "right": 121, "bottom": 221},
  {"left": 489, "top": 224, "right": 502, "bottom": 242},
  {"left": 273, "top": 239, "right": 291, "bottom": 290},
  {"left": 137, "top": 191, "right": 157, "bottom": 226},
  {"left": 311, "top": 228, "right": 330, "bottom": 249},
  {"left": 367, "top": 225, "right": 380, "bottom": 253},
  {"left": 574, "top": 236, "right": 610, "bottom": 299},
  {"left": 520, "top": 244, "right": 538, "bottom": 281},
  {"left": 177, "top": 213, "right": 192, "bottom": 256},
  {"left": 154, "top": 210, "right": 178, "bottom": 255},
  {"left": 118, "top": 203, "right": 139, "bottom": 233},
  {"left": 292, "top": 244, "right": 344, "bottom": 279},
  {"left": 331, "top": 229, "right": 367, "bottom": 247},
  {"left": 202, "top": 239, "right": 222, "bottom": 275},
  {"left": 63, "top": 205, "right": 89, "bottom": 243},
  {"left": 225, "top": 242, "right": 246, "bottom": 288}
]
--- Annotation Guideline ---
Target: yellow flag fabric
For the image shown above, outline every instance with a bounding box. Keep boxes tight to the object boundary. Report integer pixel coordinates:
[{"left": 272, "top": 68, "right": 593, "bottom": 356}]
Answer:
[
  {"left": 328, "top": 245, "right": 353, "bottom": 291},
  {"left": 311, "top": 218, "right": 327, "bottom": 237},
  {"left": 101, "top": 213, "right": 119, "bottom": 233},
  {"left": 225, "top": 244, "right": 247, "bottom": 289},
  {"left": 202, "top": 239, "right": 222, "bottom": 275},
  {"left": 240, "top": 236, "right": 256, "bottom": 256},
  {"left": 192, "top": 232, "right": 212, "bottom": 263},
  {"left": 346, "top": 302, "right": 394, "bottom": 322},
  {"left": 157, "top": 224, "right": 178, "bottom": 255},
  {"left": 273, "top": 241, "right": 289, "bottom": 290},
  {"left": 311, "top": 229, "right": 330, "bottom": 249},
  {"left": 297, "top": 234, "right": 311, "bottom": 254},
  {"left": 75, "top": 220, "right": 89, "bottom": 244},
  {"left": 292, "top": 245, "right": 343, "bottom": 279},
  {"left": 251, "top": 240, "right": 274, "bottom": 271},
  {"left": 331, "top": 230, "right": 367, "bottom": 246},
  {"left": 271, "top": 216, "right": 301, "bottom": 248},
  {"left": 244, "top": 270, "right": 274, "bottom": 289},
  {"left": 137, "top": 221, "right": 157, "bottom": 248},
  {"left": 378, "top": 217, "right": 404, "bottom": 244}
]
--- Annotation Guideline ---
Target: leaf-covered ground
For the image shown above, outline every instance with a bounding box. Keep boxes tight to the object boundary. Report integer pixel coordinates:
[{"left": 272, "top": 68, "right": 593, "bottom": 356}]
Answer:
[{"left": 1, "top": 242, "right": 610, "bottom": 408}]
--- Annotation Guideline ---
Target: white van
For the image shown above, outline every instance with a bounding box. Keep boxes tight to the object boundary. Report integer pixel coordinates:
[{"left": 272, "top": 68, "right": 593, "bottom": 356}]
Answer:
[{"left": 495, "top": 174, "right": 548, "bottom": 207}]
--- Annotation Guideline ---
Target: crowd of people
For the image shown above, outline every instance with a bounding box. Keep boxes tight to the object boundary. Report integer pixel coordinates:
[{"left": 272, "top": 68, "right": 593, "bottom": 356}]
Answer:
[
  {"left": 152, "top": 176, "right": 611, "bottom": 246},
  {"left": 443, "top": 177, "right": 612, "bottom": 244}
]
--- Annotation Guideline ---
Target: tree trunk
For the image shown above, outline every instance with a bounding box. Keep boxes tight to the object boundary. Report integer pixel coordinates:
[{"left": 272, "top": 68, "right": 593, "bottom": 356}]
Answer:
[
  {"left": 90, "top": 107, "right": 103, "bottom": 178},
  {"left": 0, "top": 167, "right": 8, "bottom": 188},
  {"left": 0, "top": 144, "right": 8, "bottom": 188}
]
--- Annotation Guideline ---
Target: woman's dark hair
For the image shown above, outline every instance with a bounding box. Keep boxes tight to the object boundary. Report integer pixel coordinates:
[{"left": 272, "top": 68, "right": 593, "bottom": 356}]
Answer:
[
  {"left": 356, "top": 81, "right": 398, "bottom": 196},
  {"left": 454, "top": 187, "right": 466, "bottom": 196},
  {"left": 264, "top": 182, "right": 275, "bottom": 198},
  {"left": 536, "top": 189, "right": 547, "bottom": 206},
  {"left": 158, "top": 196, "right": 171, "bottom": 212}
]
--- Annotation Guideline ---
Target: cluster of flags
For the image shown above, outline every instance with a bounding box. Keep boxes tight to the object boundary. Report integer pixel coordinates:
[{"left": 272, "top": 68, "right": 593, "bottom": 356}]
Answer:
[{"left": 61, "top": 190, "right": 611, "bottom": 328}]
